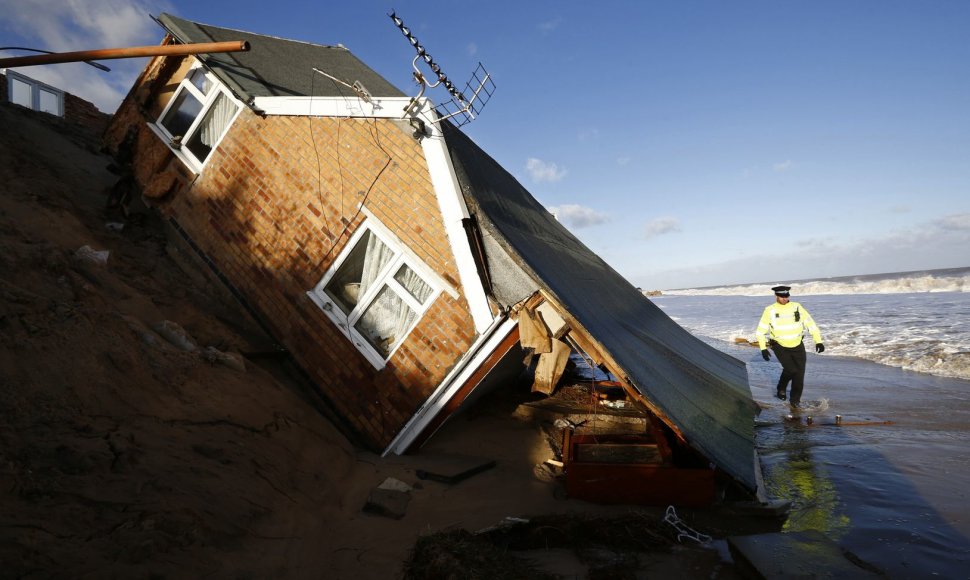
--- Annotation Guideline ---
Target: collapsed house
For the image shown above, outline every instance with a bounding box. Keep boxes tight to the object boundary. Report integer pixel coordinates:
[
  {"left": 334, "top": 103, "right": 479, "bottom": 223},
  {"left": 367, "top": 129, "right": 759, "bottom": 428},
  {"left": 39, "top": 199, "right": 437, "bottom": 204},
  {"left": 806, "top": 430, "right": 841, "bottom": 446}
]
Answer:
[{"left": 103, "top": 13, "right": 761, "bottom": 506}]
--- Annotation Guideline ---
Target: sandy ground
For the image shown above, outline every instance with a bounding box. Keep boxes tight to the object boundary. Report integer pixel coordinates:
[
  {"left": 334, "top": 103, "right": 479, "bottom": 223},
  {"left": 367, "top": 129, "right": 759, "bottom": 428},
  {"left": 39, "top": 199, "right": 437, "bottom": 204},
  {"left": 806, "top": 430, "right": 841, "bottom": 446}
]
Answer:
[{"left": 0, "top": 103, "right": 759, "bottom": 579}]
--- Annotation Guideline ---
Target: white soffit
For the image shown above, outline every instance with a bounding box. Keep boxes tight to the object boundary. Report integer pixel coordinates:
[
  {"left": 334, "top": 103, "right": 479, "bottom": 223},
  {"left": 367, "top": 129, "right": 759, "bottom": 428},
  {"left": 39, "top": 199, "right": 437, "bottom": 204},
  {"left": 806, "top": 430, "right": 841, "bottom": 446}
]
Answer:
[{"left": 251, "top": 95, "right": 414, "bottom": 118}]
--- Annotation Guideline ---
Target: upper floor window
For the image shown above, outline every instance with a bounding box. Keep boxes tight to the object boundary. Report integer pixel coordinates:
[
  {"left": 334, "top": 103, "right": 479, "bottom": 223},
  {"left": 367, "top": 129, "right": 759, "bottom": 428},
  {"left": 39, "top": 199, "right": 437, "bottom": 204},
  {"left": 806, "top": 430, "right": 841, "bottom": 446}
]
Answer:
[
  {"left": 4, "top": 70, "right": 63, "bottom": 116},
  {"left": 152, "top": 65, "right": 241, "bottom": 172},
  {"left": 307, "top": 219, "right": 442, "bottom": 369}
]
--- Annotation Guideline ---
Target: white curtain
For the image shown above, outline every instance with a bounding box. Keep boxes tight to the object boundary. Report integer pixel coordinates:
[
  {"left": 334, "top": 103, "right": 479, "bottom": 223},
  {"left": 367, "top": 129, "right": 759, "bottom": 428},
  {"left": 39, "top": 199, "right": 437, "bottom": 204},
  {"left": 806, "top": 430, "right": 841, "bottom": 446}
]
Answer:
[
  {"left": 200, "top": 93, "right": 238, "bottom": 147},
  {"left": 395, "top": 264, "right": 433, "bottom": 304},
  {"left": 356, "top": 287, "right": 416, "bottom": 357},
  {"left": 359, "top": 232, "right": 393, "bottom": 295},
  {"left": 352, "top": 233, "right": 402, "bottom": 355},
  {"left": 354, "top": 264, "right": 432, "bottom": 358}
]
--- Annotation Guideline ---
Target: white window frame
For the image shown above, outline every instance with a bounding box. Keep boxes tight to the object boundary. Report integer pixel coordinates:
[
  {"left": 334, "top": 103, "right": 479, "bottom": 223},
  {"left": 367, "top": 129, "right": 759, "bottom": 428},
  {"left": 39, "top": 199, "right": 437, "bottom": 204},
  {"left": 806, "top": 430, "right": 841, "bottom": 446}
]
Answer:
[
  {"left": 4, "top": 70, "right": 63, "bottom": 116},
  {"left": 148, "top": 62, "right": 243, "bottom": 173},
  {"left": 307, "top": 217, "right": 444, "bottom": 370}
]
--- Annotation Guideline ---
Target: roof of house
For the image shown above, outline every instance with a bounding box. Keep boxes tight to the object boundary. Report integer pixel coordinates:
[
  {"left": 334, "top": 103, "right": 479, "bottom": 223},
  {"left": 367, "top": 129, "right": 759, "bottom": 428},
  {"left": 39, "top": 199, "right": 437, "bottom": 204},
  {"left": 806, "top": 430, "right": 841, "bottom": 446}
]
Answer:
[
  {"left": 443, "top": 122, "right": 759, "bottom": 491},
  {"left": 156, "top": 13, "right": 405, "bottom": 105}
]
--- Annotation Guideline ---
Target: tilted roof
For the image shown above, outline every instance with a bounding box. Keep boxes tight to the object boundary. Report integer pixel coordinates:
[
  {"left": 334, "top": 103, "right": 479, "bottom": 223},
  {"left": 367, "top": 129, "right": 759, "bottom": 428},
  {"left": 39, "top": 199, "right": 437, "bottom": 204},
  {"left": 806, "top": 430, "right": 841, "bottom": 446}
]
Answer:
[
  {"left": 443, "top": 123, "right": 759, "bottom": 491},
  {"left": 156, "top": 13, "right": 404, "bottom": 105}
]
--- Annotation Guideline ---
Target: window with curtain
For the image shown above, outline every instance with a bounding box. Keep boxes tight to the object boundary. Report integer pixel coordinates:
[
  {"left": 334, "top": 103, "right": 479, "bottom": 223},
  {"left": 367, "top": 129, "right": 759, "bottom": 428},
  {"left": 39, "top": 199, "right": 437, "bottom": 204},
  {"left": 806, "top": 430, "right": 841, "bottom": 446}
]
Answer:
[
  {"left": 309, "top": 223, "right": 439, "bottom": 368},
  {"left": 153, "top": 64, "right": 240, "bottom": 171}
]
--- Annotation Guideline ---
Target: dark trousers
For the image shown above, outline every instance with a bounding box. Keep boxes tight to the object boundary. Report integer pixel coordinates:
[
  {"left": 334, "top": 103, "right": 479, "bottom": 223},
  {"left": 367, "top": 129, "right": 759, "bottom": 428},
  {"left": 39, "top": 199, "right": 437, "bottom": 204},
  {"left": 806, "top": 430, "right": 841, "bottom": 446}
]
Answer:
[{"left": 772, "top": 341, "right": 807, "bottom": 404}]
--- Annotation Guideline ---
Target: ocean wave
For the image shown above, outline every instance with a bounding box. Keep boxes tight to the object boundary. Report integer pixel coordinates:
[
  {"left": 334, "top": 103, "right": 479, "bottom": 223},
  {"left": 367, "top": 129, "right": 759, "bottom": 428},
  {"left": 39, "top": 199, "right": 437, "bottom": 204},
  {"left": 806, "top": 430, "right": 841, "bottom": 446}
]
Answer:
[
  {"left": 724, "top": 330, "right": 970, "bottom": 381},
  {"left": 665, "top": 269, "right": 970, "bottom": 296}
]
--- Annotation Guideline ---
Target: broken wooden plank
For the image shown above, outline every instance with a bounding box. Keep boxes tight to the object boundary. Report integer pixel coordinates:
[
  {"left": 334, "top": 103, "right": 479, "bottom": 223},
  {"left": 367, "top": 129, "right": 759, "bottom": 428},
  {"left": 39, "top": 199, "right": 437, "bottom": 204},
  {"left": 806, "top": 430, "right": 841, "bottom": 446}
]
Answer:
[{"left": 532, "top": 338, "right": 571, "bottom": 395}]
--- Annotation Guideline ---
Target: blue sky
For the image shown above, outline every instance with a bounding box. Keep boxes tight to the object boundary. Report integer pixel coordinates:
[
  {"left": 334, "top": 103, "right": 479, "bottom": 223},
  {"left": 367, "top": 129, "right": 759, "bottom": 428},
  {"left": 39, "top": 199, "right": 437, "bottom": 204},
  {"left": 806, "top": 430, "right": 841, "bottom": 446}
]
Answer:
[{"left": 3, "top": 0, "right": 969, "bottom": 290}]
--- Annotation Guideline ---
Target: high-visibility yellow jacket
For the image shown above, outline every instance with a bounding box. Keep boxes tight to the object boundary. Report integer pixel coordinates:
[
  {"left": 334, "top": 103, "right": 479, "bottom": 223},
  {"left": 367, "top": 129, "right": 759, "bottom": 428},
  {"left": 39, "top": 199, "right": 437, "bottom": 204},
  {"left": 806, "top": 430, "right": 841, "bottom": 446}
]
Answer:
[{"left": 756, "top": 301, "right": 823, "bottom": 350}]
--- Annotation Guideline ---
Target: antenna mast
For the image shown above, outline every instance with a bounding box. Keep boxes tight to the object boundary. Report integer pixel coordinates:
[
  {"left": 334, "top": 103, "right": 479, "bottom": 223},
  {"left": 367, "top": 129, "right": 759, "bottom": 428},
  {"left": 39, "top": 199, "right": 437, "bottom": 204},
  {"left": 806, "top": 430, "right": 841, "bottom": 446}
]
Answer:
[{"left": 389, "top": 12, "right": 495, "bottom": 130}]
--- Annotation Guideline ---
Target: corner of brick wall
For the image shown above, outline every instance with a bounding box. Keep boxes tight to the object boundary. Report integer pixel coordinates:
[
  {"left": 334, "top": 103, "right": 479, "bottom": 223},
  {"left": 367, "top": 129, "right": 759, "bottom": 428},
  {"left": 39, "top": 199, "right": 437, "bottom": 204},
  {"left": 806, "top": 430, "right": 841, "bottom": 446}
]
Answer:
[{"left": 64, "top": 92, "right": 110, "bottom": 139}]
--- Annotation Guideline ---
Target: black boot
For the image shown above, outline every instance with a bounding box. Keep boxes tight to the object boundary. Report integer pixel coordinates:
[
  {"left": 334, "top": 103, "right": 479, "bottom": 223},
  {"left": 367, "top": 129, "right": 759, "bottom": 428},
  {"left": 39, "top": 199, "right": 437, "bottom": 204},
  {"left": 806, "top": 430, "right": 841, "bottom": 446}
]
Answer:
[{"left": 775, "top": 388, "right": 787, "bottom": 401}]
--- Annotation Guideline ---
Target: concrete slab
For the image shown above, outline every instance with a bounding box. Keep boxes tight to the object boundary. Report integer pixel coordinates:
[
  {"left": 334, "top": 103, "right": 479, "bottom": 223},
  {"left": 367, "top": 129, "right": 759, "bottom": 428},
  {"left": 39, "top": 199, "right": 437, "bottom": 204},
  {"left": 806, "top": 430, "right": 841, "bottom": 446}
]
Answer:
[
  {"left": 728, "top": 530, "right": 882, "bottom": 578},
  {"left": 362, "top": 488, "right": 410, "bottom": 520}
]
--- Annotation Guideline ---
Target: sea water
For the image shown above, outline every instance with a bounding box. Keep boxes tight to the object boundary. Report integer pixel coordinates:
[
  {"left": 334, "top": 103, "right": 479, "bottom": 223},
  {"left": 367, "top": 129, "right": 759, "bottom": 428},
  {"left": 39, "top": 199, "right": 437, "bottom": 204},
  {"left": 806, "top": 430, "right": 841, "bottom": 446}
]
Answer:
[
  {"left": 651, "top": 267, "right": 970, "bottom": 577},
  {"left": 656, "top": 266, "right": 970, "bottom": 381}
]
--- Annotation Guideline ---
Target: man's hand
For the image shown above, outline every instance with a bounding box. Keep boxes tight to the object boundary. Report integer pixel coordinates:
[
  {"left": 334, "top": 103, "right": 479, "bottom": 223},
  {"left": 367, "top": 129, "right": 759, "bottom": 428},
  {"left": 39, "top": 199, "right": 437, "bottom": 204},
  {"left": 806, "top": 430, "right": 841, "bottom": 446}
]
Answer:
[
  {"left": 815, "top": 343, "right": 825, "bottom": 353},
  {"left": 761, "top": 349, "right": 771, "bottom": 361}
]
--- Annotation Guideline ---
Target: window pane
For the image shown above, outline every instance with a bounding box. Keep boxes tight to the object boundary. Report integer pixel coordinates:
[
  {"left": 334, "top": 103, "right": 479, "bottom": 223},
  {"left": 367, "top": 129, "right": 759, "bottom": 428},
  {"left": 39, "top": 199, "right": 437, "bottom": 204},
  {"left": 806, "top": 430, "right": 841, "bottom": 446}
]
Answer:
[
  {"left": 188, "top": 68, "right": 211, "bottom": 95},
  {"left": 354, "top": 285, "right": 417, "bottom": 358},
  {"left": 394, "top": 264, "right": 433, "bottom": 305},
  {"left": 10, "top": 78, "right": 32, "bottom": 108},
  {"left": 160, "top": 89, "right": 203, "bottom": 139},
  {"left": 185, "top": 92, "right": 239, "bottom": 162},
  {"left": 39, "top": 89, "right": 59, "bottom": 115},
  {"left": 324, "top": 230, "right": 392, "bottom": 314}
]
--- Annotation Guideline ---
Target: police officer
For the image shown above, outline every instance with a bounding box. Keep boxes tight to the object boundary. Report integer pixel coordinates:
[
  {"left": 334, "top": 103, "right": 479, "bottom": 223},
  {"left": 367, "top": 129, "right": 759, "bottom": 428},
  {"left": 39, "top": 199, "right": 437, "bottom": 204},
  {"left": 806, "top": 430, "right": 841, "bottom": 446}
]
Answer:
[{"left": 756, "top": 285, "right": 824, "bottom": 408}]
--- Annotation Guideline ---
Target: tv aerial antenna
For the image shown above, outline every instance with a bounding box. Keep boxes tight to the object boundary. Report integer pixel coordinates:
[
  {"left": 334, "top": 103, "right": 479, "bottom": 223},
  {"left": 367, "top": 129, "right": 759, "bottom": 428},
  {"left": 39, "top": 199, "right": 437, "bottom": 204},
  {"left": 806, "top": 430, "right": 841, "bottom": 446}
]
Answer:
[{"left": 389, "top": 12, "right": 495, "bottom": 132}]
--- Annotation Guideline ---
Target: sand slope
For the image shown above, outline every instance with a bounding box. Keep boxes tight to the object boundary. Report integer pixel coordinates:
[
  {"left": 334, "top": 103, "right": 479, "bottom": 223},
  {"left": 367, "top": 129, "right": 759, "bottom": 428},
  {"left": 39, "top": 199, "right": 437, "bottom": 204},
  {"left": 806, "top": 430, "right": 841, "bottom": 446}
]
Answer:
[{"left": 1, "top": 103, "right": 758, "bottom": 579}]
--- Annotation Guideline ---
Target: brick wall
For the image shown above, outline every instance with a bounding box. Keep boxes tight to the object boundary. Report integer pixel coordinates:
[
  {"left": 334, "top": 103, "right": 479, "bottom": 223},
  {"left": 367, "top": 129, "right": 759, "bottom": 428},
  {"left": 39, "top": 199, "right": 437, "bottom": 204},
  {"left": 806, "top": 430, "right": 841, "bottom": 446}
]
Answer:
[
  {"left": 104, "top": 62, "right": 480, "bottom": 449},
  {"left": 170, "top": 112, "right": 477, "bottom": 450},
  {"left": 64, "top": 92, "right": 110, "bottom": 136}
]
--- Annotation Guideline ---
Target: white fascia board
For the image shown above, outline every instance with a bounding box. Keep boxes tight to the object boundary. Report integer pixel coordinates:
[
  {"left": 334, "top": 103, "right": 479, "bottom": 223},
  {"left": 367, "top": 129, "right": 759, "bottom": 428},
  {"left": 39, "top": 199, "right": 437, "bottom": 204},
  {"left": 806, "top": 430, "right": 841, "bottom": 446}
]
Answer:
[
  {"left": 413, "top": 101, "right": 493, "bottom": 333},
  {"left": 382, "top": 316, "right": 515, "bottom": 456},
  {"left": 252, "top": 95, "right": 415, "bottom": 118}
]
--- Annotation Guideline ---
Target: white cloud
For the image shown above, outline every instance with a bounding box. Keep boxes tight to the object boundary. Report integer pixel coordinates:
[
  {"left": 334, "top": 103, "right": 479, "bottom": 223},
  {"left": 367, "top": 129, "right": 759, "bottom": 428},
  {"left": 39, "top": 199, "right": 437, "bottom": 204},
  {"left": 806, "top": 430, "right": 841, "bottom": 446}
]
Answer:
[
  {"left": 935, "top": 213, "right": 970, "bottom": 231},
  {"left": 773, "top": 160, "right": 794, "bottom": 172},
  {"left": 548, "top": 204, "right": 609, "bottom": 228},
  {"left": 467, "top": 42, "right": 478, "bottom": 56},
  {"left": 0, "top": 0, "right": 175, "bottom": 113},
  {"left": 637, "top": 213, "right": 970, "bottom": 290},
  {"left": 616, "top": 156, "right": 631, "bottom": 166},
  {"left": 643, "top": 217, "right": 681, "bottom": 239},
  {"left": 526, "top": 157, "right": 566, "bottom": 183},
  {"left": 538, "top": 17, "right": 563, "bottom": 33}
]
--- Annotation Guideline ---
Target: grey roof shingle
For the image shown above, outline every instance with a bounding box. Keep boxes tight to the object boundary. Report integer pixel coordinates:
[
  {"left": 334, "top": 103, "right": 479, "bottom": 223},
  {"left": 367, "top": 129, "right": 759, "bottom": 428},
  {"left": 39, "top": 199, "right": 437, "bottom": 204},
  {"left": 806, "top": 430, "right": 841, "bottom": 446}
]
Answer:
[{"left": 156, "top": 13, "right": 404, "bottom": 105}]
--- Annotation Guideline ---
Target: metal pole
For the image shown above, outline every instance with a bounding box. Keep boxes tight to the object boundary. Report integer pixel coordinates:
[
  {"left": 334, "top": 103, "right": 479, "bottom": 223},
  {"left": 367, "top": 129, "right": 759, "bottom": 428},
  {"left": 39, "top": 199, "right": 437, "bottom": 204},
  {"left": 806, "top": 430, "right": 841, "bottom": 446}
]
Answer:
[
  {"left": 0, "top": 46, "right": 110, "bottom": 71},
  {"left": 0, "top": 41, "right": 250, "bottom": 69}
]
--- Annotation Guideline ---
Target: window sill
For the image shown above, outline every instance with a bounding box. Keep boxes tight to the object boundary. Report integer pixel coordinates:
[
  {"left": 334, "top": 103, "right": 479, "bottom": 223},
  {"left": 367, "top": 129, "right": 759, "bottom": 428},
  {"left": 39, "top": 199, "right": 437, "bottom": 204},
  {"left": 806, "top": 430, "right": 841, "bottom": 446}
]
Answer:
[
  {"left": 146, "top": 122, "right": 202, "bottom": 175},
  {"left": 306, "top": 291, "right": 387, "bottom": 370}
]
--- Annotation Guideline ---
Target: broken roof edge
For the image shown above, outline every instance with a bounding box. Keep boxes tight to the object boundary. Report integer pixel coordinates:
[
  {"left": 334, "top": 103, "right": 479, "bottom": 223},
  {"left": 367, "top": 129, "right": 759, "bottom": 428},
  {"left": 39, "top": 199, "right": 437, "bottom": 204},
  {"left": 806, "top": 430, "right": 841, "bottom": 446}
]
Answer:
[{"left": 154, "top": 13, "right": 256, "bottom": 106}]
